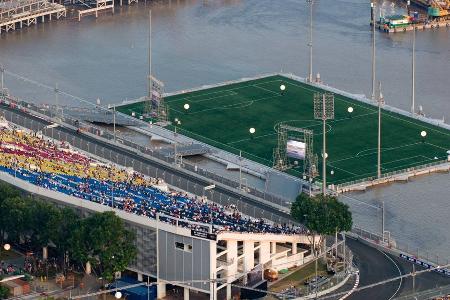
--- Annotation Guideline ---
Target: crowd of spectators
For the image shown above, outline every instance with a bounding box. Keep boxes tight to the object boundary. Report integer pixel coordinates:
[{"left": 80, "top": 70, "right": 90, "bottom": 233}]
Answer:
[{"left": 0, "top": 124, "right": 304, "bottom": 235}]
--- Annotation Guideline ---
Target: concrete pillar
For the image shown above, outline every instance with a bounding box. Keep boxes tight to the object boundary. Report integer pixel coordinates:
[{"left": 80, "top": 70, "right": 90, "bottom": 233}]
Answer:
[
  {"left": 260, "top": 241, "right": 271, "bottom": 264},
  {"left": 271, "top": 242, "right": 277, "bottom": 254},
  {"left": 292, "top": 243, "right": 297, "bottom": 255},
  {"left": 42, "top": 246, "right": 48, "bottom": 260},
  {"left": 226, "top": 284, "right": 232, "bottom": 300},
  {"left": 227, "top": 240, "right": 238, "bottom": 276},
  {"left": 137, "top": 272, "right": 143, "bottom": 282},
  {"left": 243, "top": 241, "right": 254, "bottom": 272},
  {"left": 85, "top": 261, "right": 91, "bottom": 274},
  {"left": 184, "top": 287, "right": 190, "bottom": 300},
  {"left": 157, "top": 282, "right": 166, "bottom": 299}
]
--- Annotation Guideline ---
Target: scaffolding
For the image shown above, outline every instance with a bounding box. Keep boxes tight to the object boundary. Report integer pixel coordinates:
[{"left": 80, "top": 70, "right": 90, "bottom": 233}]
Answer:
[
  {"left": 145, "top": 75, "right": 168, "bottom": 124},
  {"left": 0, "top": 0, "right": 66, "bottom": 33},
  {"left": 273, "top": 124, "right": 318, "bottom": 181}
]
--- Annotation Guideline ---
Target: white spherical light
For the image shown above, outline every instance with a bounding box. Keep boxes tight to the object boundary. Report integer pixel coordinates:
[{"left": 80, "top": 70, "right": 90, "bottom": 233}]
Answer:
[
  {"left": 330, "top": 170, "right": 334, "bottom": 175},
  {"left": 115, "top": 291, "right": 122, "bottom": 299},
  {"left": 420, "top": 130, "right": 427, "bottom": 137},
  {"left": 280, "top": 85, "right": 286, "bottom": 91},
  {"left": 249, "top": 127, "right": 256, "bottom": 134},
  {"left": 184, "top": 103, "right": 190, "bottom": 110},
  {"left": 348, "top": 107, "right": 354, "bottom": 113},
  {"left": 3, "top": 244, "right": 11, "bottom": 251}
]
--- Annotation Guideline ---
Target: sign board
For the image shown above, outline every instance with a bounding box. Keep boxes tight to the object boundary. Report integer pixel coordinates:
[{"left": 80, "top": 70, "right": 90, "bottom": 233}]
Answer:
[
  {"left": 286, "top": 140, "right": 306, "bottom": 159},
  {"left": 191, "top": 230, "right": 217, "bottom": 241},
  {"left": 399, "top": 253, "right": 450, "bottom": 277}
]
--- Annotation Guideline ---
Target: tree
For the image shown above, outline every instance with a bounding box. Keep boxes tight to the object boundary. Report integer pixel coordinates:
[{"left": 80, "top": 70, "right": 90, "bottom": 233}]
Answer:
[
  {"left": 291, "top": 193, "right": 352, "bottom": 255},
  {"left": 0, "top": 196, "right": 31, "bottom": 245},
  {"left": 53, "top": 208, "right": 81, "bottom": 269},
  {"left": 0, "top": 285, "right": 10, "bottom": 300},
  {"left": 70, "top": 212, "right": 137, "bottom": 281},
  {"left": 26, "top": 201, "right": 61, "bottom": 251},
  {"left": 0, "top": 183, "right": 20, "bottom": 247}
]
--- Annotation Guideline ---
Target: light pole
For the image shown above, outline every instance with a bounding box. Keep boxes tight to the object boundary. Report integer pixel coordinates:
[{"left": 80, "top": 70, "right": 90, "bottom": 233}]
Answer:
[
  {"left": 0, "top": 64, "right": 4, "bottom": 96},
  {"left": 314, "top": 93, "right": 334, "bottom": 195},
  {"left": 306, "top": 0, "right": 314, "bottom": 83},
  {"left": 381, "top": 200, "right": 385, "bottom": 243},
  {"left": 371, "top": 2, "right": 376, "bottom": 100},
  {"left": 411, "top": 20, "right": 416, "bottom": 115},
  {"left": 347, "top": 106, "right": 354, "bottom": 118},
  {"left": 280, "top": 84, "right": 286, "bottom": 95},
  {"left": 239, "top": 150, "right": 243, "bottom": 190},
  {"left": 249, "top": 127, "right": 255, "bottom": 139},
  {"left": 113, "top": 104, "right": 116, "bottom": 142},
  {"left": 377, "top": 81, "right": 384, "bottom": 179},
  {"left": 420, "top": 130, "right": 427, "bottom": 143},
  {"left": 174, "top": 118, "right": 181, "bottom": 165}
]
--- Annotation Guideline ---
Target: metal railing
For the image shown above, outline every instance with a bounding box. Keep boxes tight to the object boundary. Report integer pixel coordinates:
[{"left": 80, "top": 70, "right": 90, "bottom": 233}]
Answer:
[{"left": 334, "top": 159, "right": 449, "bottom": 191}]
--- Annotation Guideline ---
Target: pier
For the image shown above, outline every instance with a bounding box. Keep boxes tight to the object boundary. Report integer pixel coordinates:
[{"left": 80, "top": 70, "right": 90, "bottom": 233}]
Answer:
[{"left": 0, "top": 0, "right": 66, "bottom": 33}]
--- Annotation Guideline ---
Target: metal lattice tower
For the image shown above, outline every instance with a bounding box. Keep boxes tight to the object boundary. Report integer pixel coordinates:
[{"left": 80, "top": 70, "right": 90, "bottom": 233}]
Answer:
[
  {"left": 144, "top": 10, "right": 152, "bottom": 117},
  {"left": 273, "top": 124, "right": 315, "bottom": 178},
  {"left": 273, "top": 125, "right": 289, "bottom": 170},
  {"left": 313, "top": 92, "right": 334, "bottom": 195},
  {"left": 156, "top": 97, "right": 169, "bottom": 124}
]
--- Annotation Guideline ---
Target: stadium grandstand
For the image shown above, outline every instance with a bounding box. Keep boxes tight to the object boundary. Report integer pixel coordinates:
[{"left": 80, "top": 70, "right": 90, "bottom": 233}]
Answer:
[{"left": 0, "top": 117, "right": 319, "bottom": 299}]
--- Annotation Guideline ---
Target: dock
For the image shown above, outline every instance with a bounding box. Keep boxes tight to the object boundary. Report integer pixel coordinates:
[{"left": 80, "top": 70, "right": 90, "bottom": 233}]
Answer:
[
  {"left": 0, "top": 0, "right": 66, "bottom": 33},
  {"left": 376, "top": 20, "right": 450, "bottom": 33}
]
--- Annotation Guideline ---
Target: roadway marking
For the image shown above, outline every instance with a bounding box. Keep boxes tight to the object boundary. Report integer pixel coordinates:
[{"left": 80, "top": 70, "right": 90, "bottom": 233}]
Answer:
[
  {"left": 377, "top": 250, "right": 403, "bottom": 300},
  {"left": 339, "top": 271, "right": 360, "bottom": 300}
]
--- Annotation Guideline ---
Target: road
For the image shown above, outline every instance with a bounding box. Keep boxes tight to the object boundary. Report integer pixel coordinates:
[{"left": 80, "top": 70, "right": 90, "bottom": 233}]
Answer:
[{"left": 344, "top": 238, "right": 450, "bottom": 300}]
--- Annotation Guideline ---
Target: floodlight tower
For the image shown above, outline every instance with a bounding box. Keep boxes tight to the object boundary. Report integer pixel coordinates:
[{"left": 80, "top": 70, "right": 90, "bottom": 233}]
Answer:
[
  {"left": 411, "top": 16, "right": 416, "bottom": 115},
  {"left": 371, "top": 2, "right": 376, "bottom": 100},
  {"left": 145, "top": 10, "right": 153, "bottom": 116},
  {"left": 306, "top": 0, "right": 314, "bottom": 83},
  {"left": 314, "top": 93, "right": 334, "bottom": 195}
]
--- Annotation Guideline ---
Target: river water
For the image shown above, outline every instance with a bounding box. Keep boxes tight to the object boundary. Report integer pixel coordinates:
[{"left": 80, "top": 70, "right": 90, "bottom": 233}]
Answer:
[{"left": 0, "top": 0, "right": 449, "bottom": 259}]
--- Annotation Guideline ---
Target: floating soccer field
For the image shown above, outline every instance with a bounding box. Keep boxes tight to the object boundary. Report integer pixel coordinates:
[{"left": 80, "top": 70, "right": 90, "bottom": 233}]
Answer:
[{"left": 118, "top": 75, "right": 450, "bottom": 185}]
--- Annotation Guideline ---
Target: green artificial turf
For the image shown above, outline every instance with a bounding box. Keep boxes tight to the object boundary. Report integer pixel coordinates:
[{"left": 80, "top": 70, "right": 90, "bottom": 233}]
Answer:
[{"left": 118, "top": 75, "right": 450, "bottom": 185}]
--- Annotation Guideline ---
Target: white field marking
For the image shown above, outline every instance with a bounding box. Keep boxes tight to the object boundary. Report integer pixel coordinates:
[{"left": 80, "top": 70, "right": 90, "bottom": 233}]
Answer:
[
  {"left": 227, "top": 131, "right": 276, "bottom": 145},
  {"left": 227, "top": 121, "right": 333, "bottom": 145},
  {"left": 331, "top": 142, "right": 422, "bottom": 164},
  {"left": 327, "top": 163, "right": 360, "bottom": 176},
  {"left": 252, "top": 83, "right": 280, "bottom": 95},
  {"left": 178, "top": 94, "right": 282, "bottom": 115},
  {"left": 284, "top": 79, "right": 450, "bottom": 138},
  {"left": 167, "top": 79, "right": 282, "bottom": 103},
  {"left": 355, "top": 142, "right": 421, "bottom": 157},
  {"left": 379, "top": 156, "right": 440, "bottom": 171},
  {"left": 219, "top": 100, "right": 254, "bottom": 110},
  {"left": 183, "top": 90, "right": 238, "bottom": 104},
  {"left": 378, "top": 249, "right": 403, "bottom": 300},
  {"left": 379, "top": 155, "right": 430, "bottom": 169},
  {"left": 425, "top": 141, "right": 450, "bottom": 151}
]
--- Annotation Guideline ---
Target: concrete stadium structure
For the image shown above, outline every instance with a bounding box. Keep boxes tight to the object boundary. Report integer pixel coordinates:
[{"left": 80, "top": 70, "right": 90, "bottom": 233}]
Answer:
[
  {"left": 0, "top": 164, "right": 318, "bottom": 300},
  {"left": 0, "top": 107, "right": 319, "bottom": 299}
]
